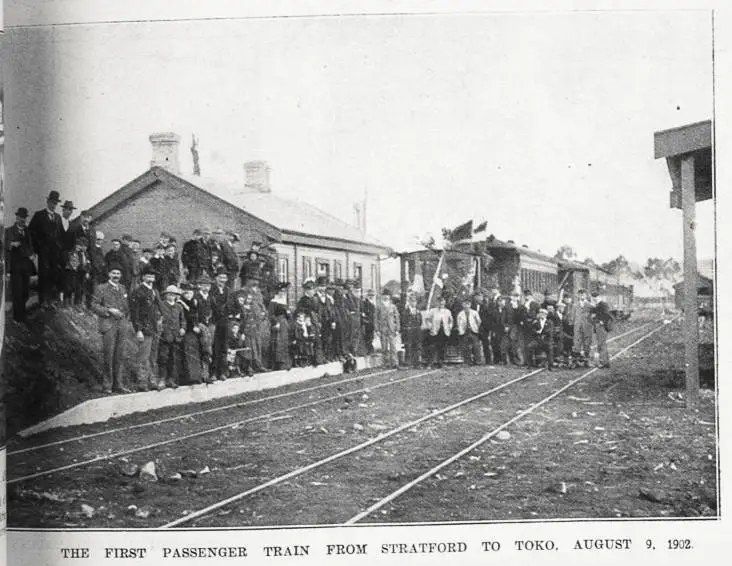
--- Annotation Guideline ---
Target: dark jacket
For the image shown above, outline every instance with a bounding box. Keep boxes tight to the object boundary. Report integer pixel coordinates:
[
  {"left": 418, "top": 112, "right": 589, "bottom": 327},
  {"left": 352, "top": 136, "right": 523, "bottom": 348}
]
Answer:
[
  {"left": 105, "top": 249, "right": 131, "bottom": 284},
  {"left": 159, "top": 300, "right": 186, "bottom": 343},
  {"left": 220, "top": 241, "right": 240, "bottom": 276},
  {"left": 5, "top": 224, "right": 35, "bottom": 274},
  {"left": 129, "top": 283, "right": 162, "bottom": 336},
  {"left": 89, "top": 244, "right": 107, "bottom": 283},
  {"left": 181, "top": 238, "right": 211, "bottom": 274},
  {"left": 28, "top": 208, "right": 63, "bottom": 260},
  {"left": 92, "top": 281, "right": 130, "bottom": 333},
  {"left": 210, "top": 285, "right": 230, "bottom": 323}
]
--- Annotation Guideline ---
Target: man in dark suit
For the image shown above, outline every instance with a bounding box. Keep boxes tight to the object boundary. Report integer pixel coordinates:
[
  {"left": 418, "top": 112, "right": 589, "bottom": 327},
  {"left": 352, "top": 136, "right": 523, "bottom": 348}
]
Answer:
[
  {"left": 210, "top": 267, "right": 231, "bottom": 380},
  {"left": 5, "top": 208, "right": 36, "bottom": 322},
  {"left": 87, "top": 230, "right": 107, "bottom": 308},
  {"left": 221, "top": 231, "right": 240, "bottom": 289},
  {"left": 181, "top": 229, "right": 211, "bottom": 284},
  {"left": 130, "top": 264, "right": 163, "bottom": 391},
  {"left": 506, "top": 291, "right": 527, "bottom": 366},
  {"left": 28, "top": 190, "right": 64, "bottom": 306},
  {"left": 59, "top": 200, "right": 76, "bottom": 253},
  {"left": 91, "top": 264, "right": 132, "bottom": 394},
  {"left": 361, "top": 288, "right": 377, "bottom": 354},
  {"left": 473, "top": 290, "right": 492, "bottom": 364}
]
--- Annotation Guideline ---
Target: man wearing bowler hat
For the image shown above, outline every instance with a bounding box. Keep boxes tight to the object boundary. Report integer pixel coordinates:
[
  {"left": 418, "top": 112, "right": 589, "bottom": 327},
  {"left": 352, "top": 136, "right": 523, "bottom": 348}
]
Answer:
[
  {"left": 4, "top": 207, "right": 36, "bottom": 321},
  {"left": 29, "top": 190, "right": 64, "bottom": 306}
]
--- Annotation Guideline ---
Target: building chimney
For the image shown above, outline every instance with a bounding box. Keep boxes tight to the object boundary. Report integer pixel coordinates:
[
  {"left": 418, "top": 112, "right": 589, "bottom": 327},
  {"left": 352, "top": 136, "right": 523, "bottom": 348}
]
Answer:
[
  {"left": 244, "top": 160, "right": 271, "bottom": 193},
  {"left": 149, "top": 132, "right": 181, "bottom": 174}
]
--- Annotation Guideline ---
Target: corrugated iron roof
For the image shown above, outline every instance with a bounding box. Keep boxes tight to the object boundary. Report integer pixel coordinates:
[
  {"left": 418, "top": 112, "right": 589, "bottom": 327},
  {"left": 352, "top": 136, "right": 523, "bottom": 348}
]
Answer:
[{"left": 176, "top": 172, "right": 387, "bottom": 249}]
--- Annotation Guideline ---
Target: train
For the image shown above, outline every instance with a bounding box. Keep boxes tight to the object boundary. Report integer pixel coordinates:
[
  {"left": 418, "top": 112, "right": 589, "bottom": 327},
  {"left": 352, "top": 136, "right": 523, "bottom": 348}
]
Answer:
[{"left": 398, "top": 235, "right": 634, "bottom": 319}]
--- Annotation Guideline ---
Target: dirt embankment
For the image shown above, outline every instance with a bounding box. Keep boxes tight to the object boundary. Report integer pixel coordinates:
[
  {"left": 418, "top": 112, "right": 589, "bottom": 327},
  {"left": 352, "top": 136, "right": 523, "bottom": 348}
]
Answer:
[{"left": 3, "top": 307, "right": 138, "bottom": 436}]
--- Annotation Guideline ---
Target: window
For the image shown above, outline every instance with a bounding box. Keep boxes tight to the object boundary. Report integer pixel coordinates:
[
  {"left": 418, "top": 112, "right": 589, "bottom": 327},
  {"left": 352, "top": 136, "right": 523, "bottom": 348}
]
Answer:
[
  {"left": 353, "top": 263, "right": 363, "bottom": 288},
  {"left": 302, "top": 256, "right": 313, "bottom": 281},
  {"left": 316, "top": 259, "right": 330, "bottom": 280},
  {"left": 333, "top": 260, "right": 343, "bottom": 282},
  {"left": 278, "top": 256, "right": 288, "bottom": 284}
]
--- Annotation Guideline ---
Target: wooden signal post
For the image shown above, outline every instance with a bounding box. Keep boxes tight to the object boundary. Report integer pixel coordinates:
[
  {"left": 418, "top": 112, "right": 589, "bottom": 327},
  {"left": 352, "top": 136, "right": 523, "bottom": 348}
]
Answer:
[{"left": 654, "top": 120, "right": 713, "bottom": 408}]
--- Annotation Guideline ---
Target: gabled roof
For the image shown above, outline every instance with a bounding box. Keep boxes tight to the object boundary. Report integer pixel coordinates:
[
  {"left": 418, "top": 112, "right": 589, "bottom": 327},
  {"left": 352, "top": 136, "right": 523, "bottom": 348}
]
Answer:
[
  {"left": 88, "top": 167, "right": 390, "bottom": 254},
  {"left": 175, "top": 172, "right": 386, "bottom": 249}
]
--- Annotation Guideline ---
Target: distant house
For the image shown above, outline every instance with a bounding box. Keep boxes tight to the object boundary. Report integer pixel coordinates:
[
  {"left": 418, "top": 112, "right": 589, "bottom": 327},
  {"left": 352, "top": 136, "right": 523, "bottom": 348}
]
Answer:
[
  {"left": 88, "top": 133, "right": 390, "bottom": 304},
  {"left": 673, "top": 260, "right": 714, "bottom": 314}
]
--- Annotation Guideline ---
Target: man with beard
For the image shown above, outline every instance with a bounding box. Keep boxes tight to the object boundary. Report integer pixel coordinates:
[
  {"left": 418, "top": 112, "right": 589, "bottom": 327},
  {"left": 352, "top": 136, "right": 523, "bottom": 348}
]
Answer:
[
  {"left": 5, "top": 207, "right": 35, "bottom": 322},
  {"left": 92, "top": 265, "right": 132, "bottom": 394},
  {"left": 28, "top": 190, "right": 64, "bottom": 306}
]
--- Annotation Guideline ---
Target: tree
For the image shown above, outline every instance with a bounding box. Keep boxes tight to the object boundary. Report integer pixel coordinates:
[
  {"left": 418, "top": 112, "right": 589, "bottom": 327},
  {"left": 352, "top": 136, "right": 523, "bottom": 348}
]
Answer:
[
  {"left": 553, "top": 245, "right": 577, "bottom": 261},
  {"left": 643, "top": 257, "right": 682, "bottom": 281},
  {"left": 583, "top": 257, "right": 597, "bottom": 267},
  {"left": 601, "top": 255, "right": 630, "bottom": 275}
]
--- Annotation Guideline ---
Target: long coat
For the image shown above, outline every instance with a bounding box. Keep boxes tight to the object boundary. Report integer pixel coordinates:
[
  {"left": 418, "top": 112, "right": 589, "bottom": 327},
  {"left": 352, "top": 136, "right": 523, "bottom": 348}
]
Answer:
[{"left": 29, "top": 208, "right": 64, "bottom": 269}]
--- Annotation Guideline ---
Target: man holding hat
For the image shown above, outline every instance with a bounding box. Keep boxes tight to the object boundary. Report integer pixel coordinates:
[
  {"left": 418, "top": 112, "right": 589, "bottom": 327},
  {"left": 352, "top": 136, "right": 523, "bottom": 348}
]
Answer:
[
  {"left": 129, "top": 264, "right": 163, "bottom": 391},
  {"left": 29, "top": 190, "right": 64, "bottom": 306},
  {"left": 5, "top": 207, "right": 35, "bottom": 321},
  {"left": 91, "top": 264, "right": 132, "bottom": 394}
]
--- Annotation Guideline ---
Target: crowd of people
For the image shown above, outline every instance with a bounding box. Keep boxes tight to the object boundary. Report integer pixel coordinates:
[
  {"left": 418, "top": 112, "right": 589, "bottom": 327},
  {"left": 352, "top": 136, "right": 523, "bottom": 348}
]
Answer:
[
  {"left": 5, "top": 191, "right": 614, "bottom": 395},
  {"left": 389, "top": 286, "right": 615, "bottom": 372},
  {"left": 4, "top": 191, "right": 382, "bottom": 394}
]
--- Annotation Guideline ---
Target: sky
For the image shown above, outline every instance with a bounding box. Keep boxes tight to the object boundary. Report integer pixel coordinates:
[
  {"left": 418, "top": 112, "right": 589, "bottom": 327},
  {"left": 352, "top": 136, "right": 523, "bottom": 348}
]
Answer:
[{"left": 3, "top": 10, "right": 714, "bottom": 272}]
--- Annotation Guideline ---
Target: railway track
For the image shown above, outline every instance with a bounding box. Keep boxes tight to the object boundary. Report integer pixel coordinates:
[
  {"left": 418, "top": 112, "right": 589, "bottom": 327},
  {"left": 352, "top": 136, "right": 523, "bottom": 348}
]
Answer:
[
  {"left": 10, "top": 322, "right": 651, "bottom": 488},
  {"left": 161, "top": 320, "right": 662, "bottom": 528},
  {"left": 346, "top": 318, "right": 675, "bottom": 524},
  {"left": 8, "top": 367, "right": 400, "bottom": 457}
]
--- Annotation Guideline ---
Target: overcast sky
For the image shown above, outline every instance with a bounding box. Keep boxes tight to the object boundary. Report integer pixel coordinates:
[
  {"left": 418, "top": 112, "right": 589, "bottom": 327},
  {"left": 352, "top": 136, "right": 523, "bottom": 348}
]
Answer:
[{"left": 4, "top": 10, "right": 714, "bottom": 268}]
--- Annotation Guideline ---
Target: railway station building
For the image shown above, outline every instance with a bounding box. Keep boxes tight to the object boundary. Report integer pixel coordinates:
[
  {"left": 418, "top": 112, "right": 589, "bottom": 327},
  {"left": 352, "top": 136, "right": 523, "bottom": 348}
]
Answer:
[{"left": 87, "top": 133, "right": 390, "bottom": 304}]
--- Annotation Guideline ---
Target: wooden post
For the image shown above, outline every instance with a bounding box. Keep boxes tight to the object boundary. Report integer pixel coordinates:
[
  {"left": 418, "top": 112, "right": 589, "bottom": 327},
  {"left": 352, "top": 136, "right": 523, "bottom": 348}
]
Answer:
[{"left": 681, "top": 154, "right": 699, "bottom": 408}]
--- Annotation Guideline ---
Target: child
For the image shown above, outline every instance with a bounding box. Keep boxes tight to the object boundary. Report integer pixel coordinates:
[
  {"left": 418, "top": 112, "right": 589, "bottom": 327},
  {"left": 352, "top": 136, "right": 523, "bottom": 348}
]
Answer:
[
  {"left": 157, "top": 285, "right": 186, "bottom": 389},
  {"left": 270, "top": 302, "right": 292, "bottom": 371},
  {"left": 457, "top": 297, "right": 484, "bottom": 365},
  {"left": 62, "top": 251, "right": 85, "bottom": 307},
  {"left": 227, "top": 319, "right": 253, "bottom": 377},
  {"left": 527, "top": 308, "right": 554, "bottom": 370},
  {"left": 292, "top": 311, "right": 316, "bottom": 367}
]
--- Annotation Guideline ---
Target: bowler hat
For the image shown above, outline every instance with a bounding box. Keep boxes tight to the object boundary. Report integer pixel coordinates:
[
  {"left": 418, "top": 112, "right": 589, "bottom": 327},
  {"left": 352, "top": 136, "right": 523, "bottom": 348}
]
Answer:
[
  {"left": 15, "top": 207, "right": 28, "bottom": 218},
  {"left": 108, "top": 263, "right": 123, "bottom": 273},
  {"left": 196, "top": 272, "right": 214, "bottom": 285},
  {"left": 47, "top": 191, "right": 61, "bottom": 203},
  {"left": 141, "top": 264, "right": 156, "bottom": 276},
  {"left": 179, "top": 282, "right": 194, "bottom": 291},
  {"left": 316, "top": 275, "right": 328, "bottom": 287},
  {"left": 62, "top": 200, "right": 76, "bottom": 210},
  {"left": 215, "top": 266, "right": 228, "bottom": 276}
]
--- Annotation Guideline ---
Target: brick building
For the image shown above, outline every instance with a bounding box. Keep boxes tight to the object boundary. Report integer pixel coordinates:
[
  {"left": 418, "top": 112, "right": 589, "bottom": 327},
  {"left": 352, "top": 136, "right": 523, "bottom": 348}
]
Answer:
[{"left": 88, "top": 133, "right": 390, "bottom": 304}]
